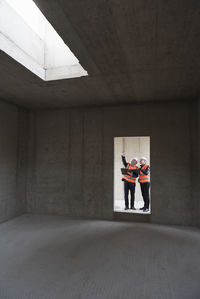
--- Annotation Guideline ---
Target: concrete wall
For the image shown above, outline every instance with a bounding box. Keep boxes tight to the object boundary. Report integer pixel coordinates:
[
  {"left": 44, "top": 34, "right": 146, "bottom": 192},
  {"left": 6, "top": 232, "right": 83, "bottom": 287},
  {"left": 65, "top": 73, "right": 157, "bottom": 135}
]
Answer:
[
  {"left": 193, "top": 99, "right": 200, "bottom": 227},
  {"left": 198, "top": 100, "right": 200, "bottom": 226},
  {"left": 27, "top": 100, "right": 198, "bottom": 226},
  {"left": 0, "top": 100, "right": 28, "bottom": 223}
]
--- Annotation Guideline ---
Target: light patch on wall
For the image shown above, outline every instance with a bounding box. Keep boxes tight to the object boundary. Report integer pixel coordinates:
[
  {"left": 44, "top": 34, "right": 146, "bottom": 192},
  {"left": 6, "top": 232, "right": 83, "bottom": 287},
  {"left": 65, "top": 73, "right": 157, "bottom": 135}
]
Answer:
[{"left": 0, "top": 0, "right": 88, "bottom": 81}]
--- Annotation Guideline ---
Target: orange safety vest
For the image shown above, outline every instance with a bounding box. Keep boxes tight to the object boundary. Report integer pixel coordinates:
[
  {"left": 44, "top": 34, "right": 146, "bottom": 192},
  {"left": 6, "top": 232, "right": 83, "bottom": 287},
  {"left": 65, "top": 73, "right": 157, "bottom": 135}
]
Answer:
[
  {"left": 123, "top": 164, "right": 138, "bottom": 183},
  {"left": 139, "top": 164, "right": 150, "bottom": 183}
]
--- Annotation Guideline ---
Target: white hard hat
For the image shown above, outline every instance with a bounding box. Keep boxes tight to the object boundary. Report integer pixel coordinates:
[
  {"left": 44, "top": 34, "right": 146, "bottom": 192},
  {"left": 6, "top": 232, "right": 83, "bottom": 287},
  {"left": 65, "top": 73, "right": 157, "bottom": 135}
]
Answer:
[
  {"left": 140, "top": 157, "right": 147, "bottom": 161},
  {"left": 131, "top": 157, "right": 138, "bottom": 161}
]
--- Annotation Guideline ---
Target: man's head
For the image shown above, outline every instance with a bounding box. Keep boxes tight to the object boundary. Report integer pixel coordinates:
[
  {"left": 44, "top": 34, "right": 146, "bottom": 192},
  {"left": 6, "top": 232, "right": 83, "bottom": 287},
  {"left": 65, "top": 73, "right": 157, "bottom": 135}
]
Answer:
[
  {"left": 140, "top": 157, "right": 147, "bottom": 165},
  {"left": 130, "top": 157, "right": 138, "bottom": 166}
]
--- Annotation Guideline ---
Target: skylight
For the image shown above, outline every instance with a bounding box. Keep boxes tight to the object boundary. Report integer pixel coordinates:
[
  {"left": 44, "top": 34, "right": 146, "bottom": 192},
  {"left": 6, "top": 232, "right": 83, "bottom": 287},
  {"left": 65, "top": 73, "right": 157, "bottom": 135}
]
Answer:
[{"left": 0, "top": 0, "right": 88, "bottom": 81}]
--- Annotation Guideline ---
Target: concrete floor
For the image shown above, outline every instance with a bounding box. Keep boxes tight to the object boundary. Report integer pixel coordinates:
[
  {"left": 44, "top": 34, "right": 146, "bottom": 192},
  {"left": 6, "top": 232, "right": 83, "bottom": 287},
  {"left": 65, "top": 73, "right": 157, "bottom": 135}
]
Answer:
[
  {"left": 0, "top": 214, "right": 199, "bottom": 299},
  {"left": 114, "top": 199, "right": 151, "bottom": 214}
]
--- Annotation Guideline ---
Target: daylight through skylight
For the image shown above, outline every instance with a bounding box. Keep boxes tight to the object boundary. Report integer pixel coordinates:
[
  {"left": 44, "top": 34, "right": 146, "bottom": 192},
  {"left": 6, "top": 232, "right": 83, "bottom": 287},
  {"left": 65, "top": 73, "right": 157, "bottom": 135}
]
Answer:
[{"left": 0, "top": 0, "right": 88, "bottom": 81}]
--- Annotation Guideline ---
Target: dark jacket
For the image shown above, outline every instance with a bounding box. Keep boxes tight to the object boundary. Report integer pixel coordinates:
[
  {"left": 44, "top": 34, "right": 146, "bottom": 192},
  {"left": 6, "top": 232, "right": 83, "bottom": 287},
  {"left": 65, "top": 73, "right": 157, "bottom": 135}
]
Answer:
[{"left": 140, "top": 164, "right": 150, "bottom": 175}]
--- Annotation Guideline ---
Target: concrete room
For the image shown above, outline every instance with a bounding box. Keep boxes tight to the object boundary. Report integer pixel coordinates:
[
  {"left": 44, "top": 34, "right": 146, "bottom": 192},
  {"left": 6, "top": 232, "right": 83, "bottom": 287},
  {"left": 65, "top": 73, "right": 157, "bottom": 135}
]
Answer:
[{"left": 0, "top": 0, "right": 200, "bottom": 298}]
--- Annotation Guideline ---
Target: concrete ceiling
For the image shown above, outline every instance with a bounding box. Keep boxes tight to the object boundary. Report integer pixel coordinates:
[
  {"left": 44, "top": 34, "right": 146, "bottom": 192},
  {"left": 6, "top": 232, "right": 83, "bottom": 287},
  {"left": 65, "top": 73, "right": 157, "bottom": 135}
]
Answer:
[{"left": 1, "top": 0, "right": 200, "bottom": 109}]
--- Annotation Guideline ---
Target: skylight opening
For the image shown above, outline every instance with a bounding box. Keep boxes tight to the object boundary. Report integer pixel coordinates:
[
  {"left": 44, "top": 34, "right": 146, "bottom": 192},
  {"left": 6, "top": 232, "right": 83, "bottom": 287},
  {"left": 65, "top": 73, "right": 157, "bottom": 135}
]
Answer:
[
  {"left": 5, "top": 0, "right": 45, "bottom": 39},
  {"left": 0, "top": 0, "right": 88, "bottom": 81}
]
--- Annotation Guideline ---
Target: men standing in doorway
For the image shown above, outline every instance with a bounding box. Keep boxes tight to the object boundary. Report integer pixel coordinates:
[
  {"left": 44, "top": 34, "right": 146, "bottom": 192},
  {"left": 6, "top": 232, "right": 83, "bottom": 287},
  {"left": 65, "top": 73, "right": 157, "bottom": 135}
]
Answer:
[
  {"left": 139, "top": 157, "right": 150, "bottom": 212},
  {"left": 121, "top": 153, "right": 138, "bottom": 210}
]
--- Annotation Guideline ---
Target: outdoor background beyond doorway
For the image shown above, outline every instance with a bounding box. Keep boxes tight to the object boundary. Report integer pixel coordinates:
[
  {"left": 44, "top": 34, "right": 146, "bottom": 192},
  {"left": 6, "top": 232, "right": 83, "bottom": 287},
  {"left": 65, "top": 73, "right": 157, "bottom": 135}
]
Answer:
[{"left": 114, "top": 136, "right": 151, "bottom": 214}]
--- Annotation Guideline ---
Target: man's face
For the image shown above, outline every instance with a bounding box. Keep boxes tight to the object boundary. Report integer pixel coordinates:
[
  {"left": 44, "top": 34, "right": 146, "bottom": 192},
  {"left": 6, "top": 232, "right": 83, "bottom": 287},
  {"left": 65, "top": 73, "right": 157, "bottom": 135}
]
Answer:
[
  {"left": 140, "top": 159, "right": 146, "bottom": 165},
  {"left": 131, "top": 159, "right": 137, "bottom": 166}
]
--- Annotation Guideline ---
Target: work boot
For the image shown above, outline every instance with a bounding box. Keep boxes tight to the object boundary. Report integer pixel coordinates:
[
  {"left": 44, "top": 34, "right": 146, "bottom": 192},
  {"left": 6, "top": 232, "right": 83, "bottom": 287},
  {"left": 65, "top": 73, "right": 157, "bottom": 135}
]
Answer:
[
  {"left": 131, "top": 207, "right": 136, "bottom": 210},
  {"left": 124, "top": 207, "right": 129, "bottom": 210},
  {"left": 143, "top": 208, "right": 149, "bottom": 212},
  {"left": 139, "top": 207, "right": 145, "bottom": 210}
]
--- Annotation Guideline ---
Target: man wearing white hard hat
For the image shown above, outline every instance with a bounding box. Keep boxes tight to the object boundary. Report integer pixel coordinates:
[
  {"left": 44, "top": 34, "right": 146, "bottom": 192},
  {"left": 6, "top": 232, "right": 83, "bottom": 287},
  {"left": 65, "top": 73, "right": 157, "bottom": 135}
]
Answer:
[
  {"left": 121, "top": 152, "right": 139, "bottom": 210},
  {"left": 139, "top": 157, "right": 150, "bottom": 212}
]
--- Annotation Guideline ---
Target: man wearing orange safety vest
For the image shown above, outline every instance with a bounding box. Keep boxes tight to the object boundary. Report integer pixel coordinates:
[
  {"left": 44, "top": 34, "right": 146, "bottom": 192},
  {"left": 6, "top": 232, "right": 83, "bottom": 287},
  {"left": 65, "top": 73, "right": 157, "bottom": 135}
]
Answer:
[
  {"left": 121, "top": 153, "right": 139, "bottom": 210},
  {"left": 139, "top": 157, "right": 150, "bottom": 212}
]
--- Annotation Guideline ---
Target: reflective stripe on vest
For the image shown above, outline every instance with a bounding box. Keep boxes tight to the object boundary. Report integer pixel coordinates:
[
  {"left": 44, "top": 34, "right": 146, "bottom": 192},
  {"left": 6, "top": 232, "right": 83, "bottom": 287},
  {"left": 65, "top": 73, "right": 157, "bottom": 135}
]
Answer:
[
  {"left": 123, "top": 164, "right": 138, "bottom": 183},
  {"left": 139, "top": 164, "right": 150, "bottom": 183}
]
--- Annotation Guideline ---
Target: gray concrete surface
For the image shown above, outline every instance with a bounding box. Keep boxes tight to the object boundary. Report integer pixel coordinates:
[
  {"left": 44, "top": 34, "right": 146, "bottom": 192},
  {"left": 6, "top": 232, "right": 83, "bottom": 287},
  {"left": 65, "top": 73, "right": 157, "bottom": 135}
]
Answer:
[
  {"left": 198, "top": 100, "right": 200, "bottom": 226},
  {"left": 194, "top": 99, "right": 200, "bottom": 227},
  {"left": 26, "top": 100, "right": 198, "bottom": 226},
  {"left": 0, "top": 0, "right": 200, "bottom": 228},
  {"left": 0, "top": 100, "right": 28, "bottom": 223},
  {"left": 0, "top": 214, "right": 199, "bottom": 299},
  {"left": 0, "top": 0, "right": 200, "bottom": 108},
  {"left": 0, "top": 98, "right": 199, "bottom": 227}
]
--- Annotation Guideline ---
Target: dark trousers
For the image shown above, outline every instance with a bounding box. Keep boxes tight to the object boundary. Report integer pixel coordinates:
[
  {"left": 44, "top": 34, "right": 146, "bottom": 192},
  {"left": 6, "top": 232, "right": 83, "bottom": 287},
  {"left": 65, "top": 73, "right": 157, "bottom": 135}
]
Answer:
[
  {"left": 140, "top": 182, "right": 150, "bottom": 209},
  {"left": 124, "top": 181, "right": 135, "bottom": 208}
]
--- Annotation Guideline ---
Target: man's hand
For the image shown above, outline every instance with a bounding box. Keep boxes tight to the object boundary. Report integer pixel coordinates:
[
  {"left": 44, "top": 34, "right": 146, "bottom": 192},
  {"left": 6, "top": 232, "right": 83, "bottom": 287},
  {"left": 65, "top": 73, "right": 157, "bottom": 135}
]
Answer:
[
  {"left": 122, "top": 151, "right": 125, "bottom": 156},
  {"left": 127, "top": 171, "right": 133, "bottom": 176}
]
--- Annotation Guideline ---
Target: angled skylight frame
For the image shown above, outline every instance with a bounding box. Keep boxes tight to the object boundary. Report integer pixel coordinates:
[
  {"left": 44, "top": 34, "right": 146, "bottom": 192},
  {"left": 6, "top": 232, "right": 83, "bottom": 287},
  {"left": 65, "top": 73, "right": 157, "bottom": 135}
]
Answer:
[{"left": 0, "top": 0, "right": 88, "bottom": 81}]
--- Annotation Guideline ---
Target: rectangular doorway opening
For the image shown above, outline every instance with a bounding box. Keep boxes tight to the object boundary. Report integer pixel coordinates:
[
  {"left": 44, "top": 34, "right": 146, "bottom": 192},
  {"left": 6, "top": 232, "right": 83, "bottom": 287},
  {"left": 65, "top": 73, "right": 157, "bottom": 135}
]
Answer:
[{"left": 114, "top": 136, "right": 151, "bottom": 214}]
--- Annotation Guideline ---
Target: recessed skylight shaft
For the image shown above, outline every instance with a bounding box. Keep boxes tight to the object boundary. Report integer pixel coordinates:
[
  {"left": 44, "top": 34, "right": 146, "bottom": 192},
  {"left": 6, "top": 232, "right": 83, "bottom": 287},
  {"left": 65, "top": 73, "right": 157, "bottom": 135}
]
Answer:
[{"left": 0, "top": 0, "right": 88, "bottom": 80}]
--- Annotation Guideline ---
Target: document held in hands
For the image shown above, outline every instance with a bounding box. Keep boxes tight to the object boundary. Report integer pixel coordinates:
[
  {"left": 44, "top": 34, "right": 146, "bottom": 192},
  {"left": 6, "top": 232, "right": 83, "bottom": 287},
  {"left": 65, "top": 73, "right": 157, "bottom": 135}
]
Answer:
[
  {"left": 121, "top": 168, "right": 139, "bottom": 176},
  {"left": 121, "top": 168, "right": 133, "bottom": 175}
]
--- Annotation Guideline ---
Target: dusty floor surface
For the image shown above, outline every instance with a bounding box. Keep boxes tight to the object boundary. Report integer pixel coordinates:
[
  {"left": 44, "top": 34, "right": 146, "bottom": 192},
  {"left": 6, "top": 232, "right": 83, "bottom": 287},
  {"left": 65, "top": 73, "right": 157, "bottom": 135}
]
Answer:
[{"left": 0, "top": 214, "right": 199, "bottom": 299}]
